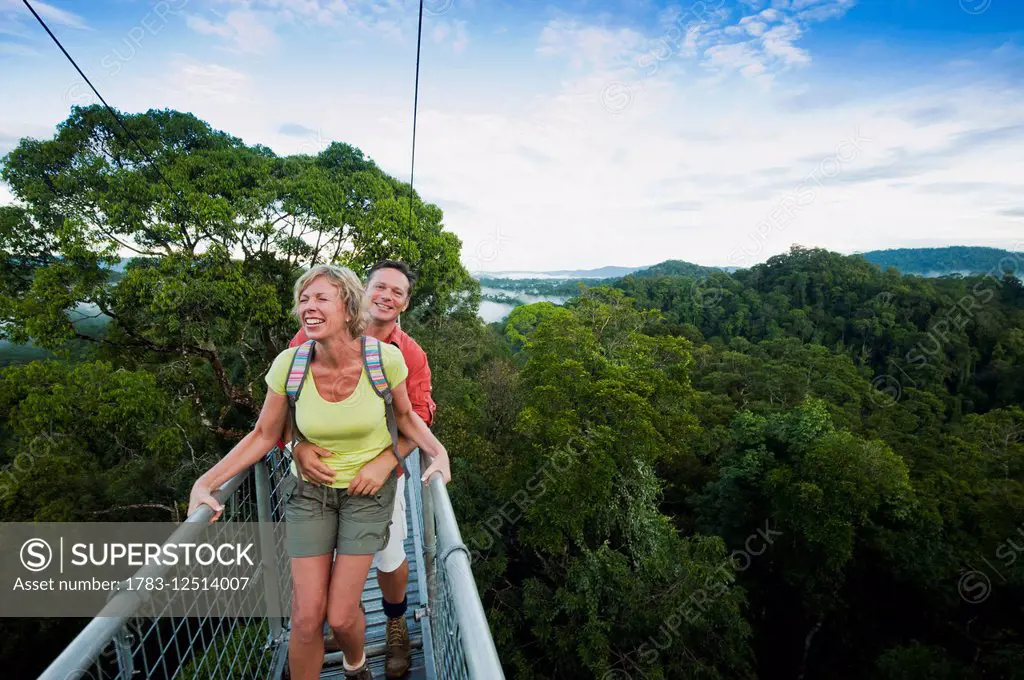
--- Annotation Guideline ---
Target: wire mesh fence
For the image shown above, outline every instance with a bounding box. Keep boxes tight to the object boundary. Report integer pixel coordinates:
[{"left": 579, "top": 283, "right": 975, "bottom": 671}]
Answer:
[
  {"left": 48, "top": 449, "right": 293, "bottom": 680},
  {"left": 41, "top": 447, "right": 503, "bottom": 680},
  {"left": 419, "top": 467, "right": 503, "bottom": 680},
  {"left": 426, "top": 554, "right": 471, "bottom": 680}
]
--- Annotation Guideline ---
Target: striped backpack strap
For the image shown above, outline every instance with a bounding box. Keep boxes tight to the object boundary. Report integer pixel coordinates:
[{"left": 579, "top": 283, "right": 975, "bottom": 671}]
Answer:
[
  {"left": 362, "top": 336, "right": 391, "bottom": 398},
  {"left": 362, "top": 336, "right": 407, "bottom": 478},
  {"left": 286, "top": 340, "right": 316, "bottom": 403},
  {"left": 284, "top": 340, "right": 316, "bottom": 455}
]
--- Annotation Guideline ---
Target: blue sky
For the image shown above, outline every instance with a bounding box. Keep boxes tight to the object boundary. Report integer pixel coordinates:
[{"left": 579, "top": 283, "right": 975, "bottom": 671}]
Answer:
[{"left": 1, "top": 0, "right": 1022, "bottom": 272}]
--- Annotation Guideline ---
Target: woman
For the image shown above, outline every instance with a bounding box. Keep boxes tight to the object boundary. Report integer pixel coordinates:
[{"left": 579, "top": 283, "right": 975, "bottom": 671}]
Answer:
[{"left": 187, "top": 264, "right": 451, "bottom": 680}]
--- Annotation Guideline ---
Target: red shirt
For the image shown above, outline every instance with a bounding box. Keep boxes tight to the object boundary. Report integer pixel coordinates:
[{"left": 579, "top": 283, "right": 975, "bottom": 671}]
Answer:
[{"left": 287, "top": 324, "right": 436, "bottom": 426}]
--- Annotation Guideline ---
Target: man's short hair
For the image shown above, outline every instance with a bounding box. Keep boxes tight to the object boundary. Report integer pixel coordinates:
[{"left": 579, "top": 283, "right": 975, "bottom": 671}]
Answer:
[{"left": 367, "top": 260, "right": 417, "bottom": 295}]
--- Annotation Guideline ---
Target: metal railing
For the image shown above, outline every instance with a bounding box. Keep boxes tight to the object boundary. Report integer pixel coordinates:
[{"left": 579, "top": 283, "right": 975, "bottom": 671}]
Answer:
[
  {"left": 37, "top": 447, "right": 504, "bottom": 680},
  {"left": 38, "top": 447, "right": 294, "bottom": 680},
  {"left": 417, "top": 453, "right": 505, "bottom": 680}
]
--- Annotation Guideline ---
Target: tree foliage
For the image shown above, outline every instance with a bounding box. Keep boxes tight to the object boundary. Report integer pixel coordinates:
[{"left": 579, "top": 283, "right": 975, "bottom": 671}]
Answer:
[{"left": 2, "top": 111, "right": 1022, "bottom": 679}]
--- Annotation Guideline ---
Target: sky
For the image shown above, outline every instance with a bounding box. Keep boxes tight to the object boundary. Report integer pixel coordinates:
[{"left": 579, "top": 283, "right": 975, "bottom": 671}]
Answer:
[{"left": 0, "top": 0, "right": 1022, "bottom": 273}]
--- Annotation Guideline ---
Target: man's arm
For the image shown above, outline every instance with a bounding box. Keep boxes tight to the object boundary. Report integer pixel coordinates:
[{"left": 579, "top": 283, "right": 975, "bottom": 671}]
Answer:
[
  {"left": 391, "top": 382, "right": 450, "bottom": 483},
  {"left": 405, "top": 341, "right": 435, "bottom": 426},
  {"left": 392, "top": 342, "right": 435, "bottom": 464},
  {"left": 384, "top": 435, "right": 417, "bottom": 466}
]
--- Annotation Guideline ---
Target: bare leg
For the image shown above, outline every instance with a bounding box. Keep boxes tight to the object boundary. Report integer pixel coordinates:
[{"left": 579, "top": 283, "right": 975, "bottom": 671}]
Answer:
[
  {"left": 289, "top": 554, "right": 333, "bottom": 680},
  {"left": 326, "top": 553, "right": 376, "bottom": 666}
]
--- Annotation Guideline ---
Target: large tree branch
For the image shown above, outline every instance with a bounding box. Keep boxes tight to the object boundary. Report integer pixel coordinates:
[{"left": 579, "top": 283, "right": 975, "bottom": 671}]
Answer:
[
  {"left": 310, "top": 216, "right": 325, "bottom": 263},
  {"left": 797, "top": 619, "right": 823, "bottom": 680},
  {"left": 330, "top": 227, "right": 350, "bottom": 264},
  {"left": 200, "top": 342, "right": 260, "bottom": 413},
  {"left": 89, "top": 300, "right": 261, "bottom": 415},
  {"left": 239, "top": 231, "right": 253, "bottom": 259},
  {"left": 74, "top": 325, "right": 261, "bottom": 437},
  {"left": 77, "top": 203, "right": 163, "bottom": 258}
]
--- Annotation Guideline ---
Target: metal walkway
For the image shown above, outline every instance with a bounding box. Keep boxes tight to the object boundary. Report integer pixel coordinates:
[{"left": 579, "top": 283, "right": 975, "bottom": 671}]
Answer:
[{"left": 37, "top": 448, "right": 503, "bottom": 680}]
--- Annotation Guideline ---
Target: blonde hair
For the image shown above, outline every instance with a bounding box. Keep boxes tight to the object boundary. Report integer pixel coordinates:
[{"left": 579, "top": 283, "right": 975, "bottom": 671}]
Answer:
[{"left": 292, "top": 265, "right": 370, "bottom": 338}]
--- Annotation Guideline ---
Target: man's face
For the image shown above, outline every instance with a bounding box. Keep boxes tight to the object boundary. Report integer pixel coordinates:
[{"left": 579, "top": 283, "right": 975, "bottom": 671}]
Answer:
[{"left": 366, "top": 268, "right": 410, "bottom": 323}]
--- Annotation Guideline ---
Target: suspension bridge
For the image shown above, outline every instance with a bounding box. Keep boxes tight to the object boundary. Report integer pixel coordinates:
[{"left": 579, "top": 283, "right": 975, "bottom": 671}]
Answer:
[{"left": 37, "top": 448, "right": 504, "bottom": 680}]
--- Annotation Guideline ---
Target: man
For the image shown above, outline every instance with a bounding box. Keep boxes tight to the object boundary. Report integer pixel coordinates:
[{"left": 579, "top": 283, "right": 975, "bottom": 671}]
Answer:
[{"left": 289, "top": 259, "right": 439, "bottom": 679}]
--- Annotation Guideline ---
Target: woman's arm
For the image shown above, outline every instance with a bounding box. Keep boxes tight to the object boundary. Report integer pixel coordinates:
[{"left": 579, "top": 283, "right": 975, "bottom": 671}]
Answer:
[
  {"left": 187, "top": 388, "right": 290, "bottom": 521},
  {"left": 391, "top": 381, "right": 451, "bottom": 483}
]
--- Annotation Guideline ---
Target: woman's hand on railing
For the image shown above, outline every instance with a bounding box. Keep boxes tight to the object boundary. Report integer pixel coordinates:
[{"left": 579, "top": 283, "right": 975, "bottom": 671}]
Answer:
[
  {"left": 421, "top": 448, "right": 451, "bottom": 485},
  {"left": 187, "top": 482, "right": 224, "bottom": 523}
]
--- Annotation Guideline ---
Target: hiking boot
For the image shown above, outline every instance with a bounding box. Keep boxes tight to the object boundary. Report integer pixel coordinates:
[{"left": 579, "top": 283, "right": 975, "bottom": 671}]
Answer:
[
  {"left": 384, "top": 616, "right": 411, "bottom": 678},
  {"left": 344, "top": 660, "right": 373, "bottom": 680}
]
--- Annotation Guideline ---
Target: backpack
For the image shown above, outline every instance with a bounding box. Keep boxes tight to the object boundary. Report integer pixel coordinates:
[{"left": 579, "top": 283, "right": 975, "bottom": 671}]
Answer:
[{"left": 283, "top": 336, "right": 407, "bottom": 481}]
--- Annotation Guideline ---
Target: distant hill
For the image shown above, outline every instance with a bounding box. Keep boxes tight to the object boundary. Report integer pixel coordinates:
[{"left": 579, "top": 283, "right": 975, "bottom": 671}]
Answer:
[
  {"left": 480, "top": 247, "right": 1024, "bottom": 283},
  {"left": 0, "top": 303, "right": 111, "bottom": 366},
  {"left": 478, "top": 260, "right": 726, "bottom": 296},
  {"left": 629, "top": 260, "right": 724, "bottom": 278},
  {"left": 0, "top": 340, "right": 52, "bottom": 367},
  {"left": 478, "top": 265, "right": 647, "bottom": 280},
  {"left": 541, "top": 265, "right": 645, "bottom": 278},
  {"left": 859, "top": 246, "right": 1023, "bottom": 277}
]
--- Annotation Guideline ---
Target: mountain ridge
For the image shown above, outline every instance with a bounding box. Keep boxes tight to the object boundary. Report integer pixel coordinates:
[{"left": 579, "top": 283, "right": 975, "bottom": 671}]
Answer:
[{"left": 478, "top": 246, "right": 1023, "bottom": 280}]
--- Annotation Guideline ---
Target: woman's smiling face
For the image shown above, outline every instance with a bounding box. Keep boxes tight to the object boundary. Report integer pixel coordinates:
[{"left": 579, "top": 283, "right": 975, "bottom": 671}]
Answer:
[{"left": 298, "top": 276, "right": 348, "bottom": 340}]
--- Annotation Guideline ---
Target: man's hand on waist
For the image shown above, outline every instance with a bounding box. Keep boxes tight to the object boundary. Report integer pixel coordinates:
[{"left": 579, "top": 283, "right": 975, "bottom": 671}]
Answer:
[{"left": 293, "top": 440, "right": 336, "bottom": 485}]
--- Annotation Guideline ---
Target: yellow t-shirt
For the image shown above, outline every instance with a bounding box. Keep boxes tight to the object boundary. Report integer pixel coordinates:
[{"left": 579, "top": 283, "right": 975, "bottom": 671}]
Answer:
[{"left": 265, "top": 341, "right": 408, "bottom": 488}]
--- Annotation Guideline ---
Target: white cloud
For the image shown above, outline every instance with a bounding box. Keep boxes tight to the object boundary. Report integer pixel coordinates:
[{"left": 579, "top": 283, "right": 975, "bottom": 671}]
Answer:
[
  {"left": 407, "top": 42, "right": 1024, "bottom": 270},
  {"left": 431, "top": 21, "right": 449, "bottom": 43},
  {"left": 0, "top": 0, "right": 89, "bottom": 60},
  {"left": 760, "top": 20, "right": 810, "bottom": 66},
  {"left": 0, "top": 42, "right": 39, "bottom": 57},
  {"left": 2, "top": 1, "right": 1022, "bottom": 275},
  {"left": 741, "top": 60, "right": 768, "bottom": 79},
  {"left": 740, "top": 18, "right": 768, "bottom": 37},
  {"left": 538, "top": 1, "right": 852, "bottom": 90},
  {"left": 0, "top": 0, "right": 89, "bottom": 30},
  {"left": 432, "top": 18, "right": 469, "bottom": 53},
  {"left": 451, "top": 19, "right": 468, "bottom": 53},
  {"left": 185, "top": 10, "right": 279, "bottom": 53},
  {"left": 0, "top": 21, "right": 30, "bottom": 39},
  {"left": 168, "top": 58, "right": 251, "bottom": 103},
  {"left": 705, "top": 41, "right": 767, "bottom": 80},
  {"left": 796, "top": 0, "right": 857, "bottom": 22},
  {"left": 694, "top": 0, "right": 852, "bottom": 82},
  {"left": 186, "top": 0, "right": 438, "bottom": 47},
  {"left": 537, "top": 19, "right": 646, "bottom": 70},
  {"left": 185, "top": 14, "right": 232, "bottom": 39}
]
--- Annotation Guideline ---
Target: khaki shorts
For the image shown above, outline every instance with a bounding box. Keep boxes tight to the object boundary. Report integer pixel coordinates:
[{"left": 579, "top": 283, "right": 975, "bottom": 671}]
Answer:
[{"left": 281, "top": 473, "right": 398, "bottom": 558}]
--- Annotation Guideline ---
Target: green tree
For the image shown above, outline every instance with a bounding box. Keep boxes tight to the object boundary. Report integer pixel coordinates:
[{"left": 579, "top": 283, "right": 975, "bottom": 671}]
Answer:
[
  {"left": 1, "top": 105, "right": 474, "bottom": 435},
  {"left": 476, "top": 290, "right": 753, "bottom": 679}
]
